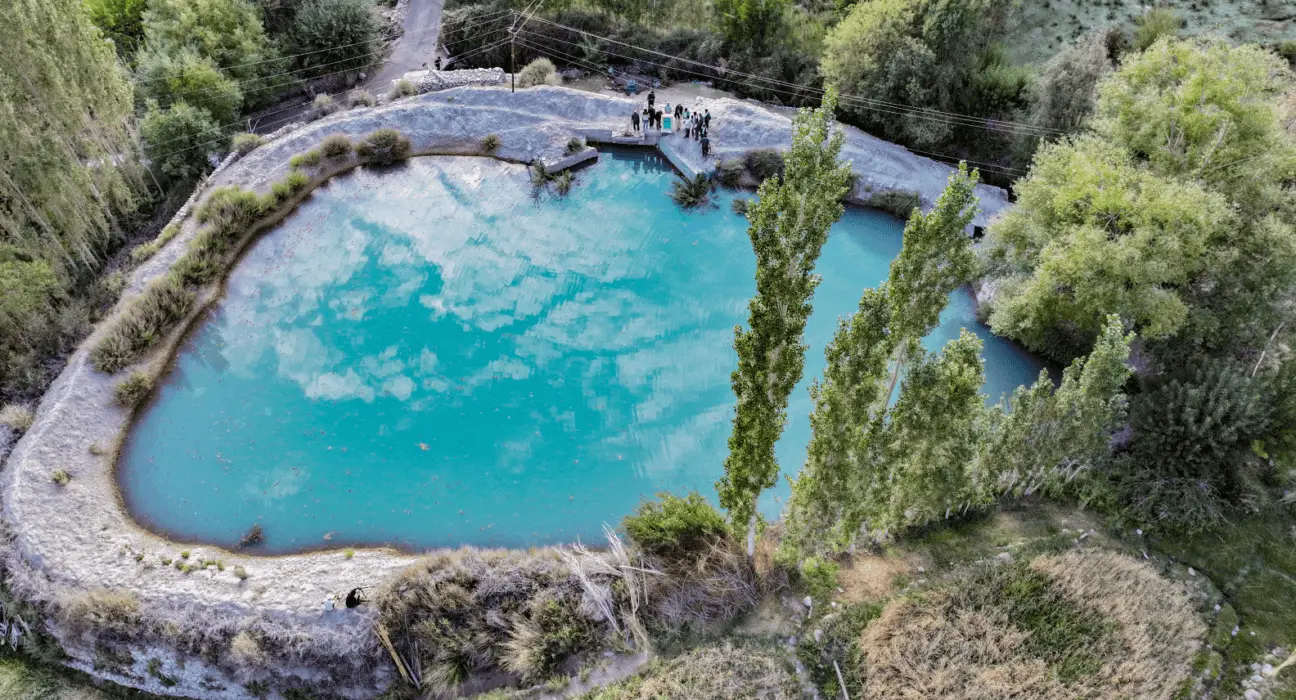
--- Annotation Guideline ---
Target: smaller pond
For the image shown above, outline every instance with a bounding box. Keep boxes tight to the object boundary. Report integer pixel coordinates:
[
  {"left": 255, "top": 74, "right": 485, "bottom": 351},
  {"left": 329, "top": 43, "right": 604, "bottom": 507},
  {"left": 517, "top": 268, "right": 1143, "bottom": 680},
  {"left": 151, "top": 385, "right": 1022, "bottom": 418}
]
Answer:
[{"left": 118, "top": 151, "right": 1046, "bottom": 553}]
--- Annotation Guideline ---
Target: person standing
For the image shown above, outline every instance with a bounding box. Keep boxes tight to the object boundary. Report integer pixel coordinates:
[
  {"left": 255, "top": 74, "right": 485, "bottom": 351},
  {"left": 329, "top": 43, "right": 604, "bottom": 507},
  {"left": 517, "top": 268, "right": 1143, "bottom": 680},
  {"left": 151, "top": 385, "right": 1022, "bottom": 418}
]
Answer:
[
  {"left": 434, "top": 57, "right": 442, "bottom": 71},
  {"left": 703, "top": 109, "right": 711, "bottom": 129},
  {"left": 700, "top": 132, "right": 711, "bottom": 158},
  {"left": 647, "top": 90, "right": 656, "bottom": 110},
  {"left": 631, "top": 109, "right": 640, "bottom": 133}
]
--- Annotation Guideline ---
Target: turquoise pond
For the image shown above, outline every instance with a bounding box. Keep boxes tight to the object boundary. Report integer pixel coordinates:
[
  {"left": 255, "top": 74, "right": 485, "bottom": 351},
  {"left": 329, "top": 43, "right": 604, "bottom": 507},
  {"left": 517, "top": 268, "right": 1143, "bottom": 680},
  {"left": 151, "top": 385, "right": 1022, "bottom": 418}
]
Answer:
[{"left": 118, "top": 151, "right": 1047, "bottom": 553}]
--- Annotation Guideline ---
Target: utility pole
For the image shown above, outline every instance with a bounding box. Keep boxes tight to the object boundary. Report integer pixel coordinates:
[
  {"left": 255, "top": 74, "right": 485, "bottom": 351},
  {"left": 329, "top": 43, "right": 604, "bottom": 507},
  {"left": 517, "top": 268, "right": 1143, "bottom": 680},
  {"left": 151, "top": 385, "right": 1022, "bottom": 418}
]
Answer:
[{"left": 509, "top": 0, "right": 543, "bottom": 94}]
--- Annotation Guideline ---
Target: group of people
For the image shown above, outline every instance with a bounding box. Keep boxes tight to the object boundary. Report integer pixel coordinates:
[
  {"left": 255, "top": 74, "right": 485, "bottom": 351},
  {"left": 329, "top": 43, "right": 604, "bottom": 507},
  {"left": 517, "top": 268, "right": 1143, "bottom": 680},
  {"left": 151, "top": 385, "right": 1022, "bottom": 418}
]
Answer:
[{"left": 629, "top": 90, "right": 715, "bottom": 157}]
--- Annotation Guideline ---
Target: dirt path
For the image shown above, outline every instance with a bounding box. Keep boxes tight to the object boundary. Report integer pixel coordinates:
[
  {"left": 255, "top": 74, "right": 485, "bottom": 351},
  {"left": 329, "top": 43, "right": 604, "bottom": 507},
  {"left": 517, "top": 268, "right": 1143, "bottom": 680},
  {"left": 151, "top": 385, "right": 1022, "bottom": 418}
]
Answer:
[{"left": 367, "top": 0, "right": 446, "bottom": 91}]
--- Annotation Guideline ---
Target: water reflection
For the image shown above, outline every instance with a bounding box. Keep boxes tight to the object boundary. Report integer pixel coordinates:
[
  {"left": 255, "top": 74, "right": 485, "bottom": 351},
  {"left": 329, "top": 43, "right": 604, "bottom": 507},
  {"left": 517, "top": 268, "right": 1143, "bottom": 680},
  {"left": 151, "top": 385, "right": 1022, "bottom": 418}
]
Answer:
[{"left": 118, "top": 153, "right": 1046, "bottom": 552}]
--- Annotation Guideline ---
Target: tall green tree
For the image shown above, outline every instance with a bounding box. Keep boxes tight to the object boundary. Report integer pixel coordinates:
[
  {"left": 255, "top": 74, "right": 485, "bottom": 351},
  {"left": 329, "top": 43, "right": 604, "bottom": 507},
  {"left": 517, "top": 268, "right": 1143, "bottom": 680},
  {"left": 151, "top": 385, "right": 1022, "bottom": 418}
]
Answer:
[
  {"left": 979, "top": 315, "right": 1132, "bottom": 504},
  {"left": 984, "top": 134, "right": 1232, "bottom": 361},
  {"left": 783, "top": 166, "right": 980, "bottom": 553},
  {"left": 0, "top": 0, "right": 139, "bottom": 268},
  {"left": 1094, "top": 38, "right": 1296, "bottom": 217},
  {"left": 86, "top": 0, "right": 149, "bottom": 54},
  {"left": 717, "top": 92, "right": 853, "bottom": 552},
  {"left": 142, "top": 0, "right": 280, "bottom": 102},
  {"left": 714, "top": 0, "right": 789, "bottom": 51},
  {"left": 820, "top": 0, "right": 1016, "bottom": 146},
  {"left": 289, "top": 0, "right": 381, "bottom": 78},
  {"left": 136, "top": 48, "right": 244, "bottom": 126}
]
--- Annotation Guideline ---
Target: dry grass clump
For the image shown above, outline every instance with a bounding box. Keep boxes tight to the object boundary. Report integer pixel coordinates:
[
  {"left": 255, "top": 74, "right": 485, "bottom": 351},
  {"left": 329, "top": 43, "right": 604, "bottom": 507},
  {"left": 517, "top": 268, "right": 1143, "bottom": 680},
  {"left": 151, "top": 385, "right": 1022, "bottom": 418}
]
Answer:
[
  {"left": 57, "top": 589, "right": 141, "bottom": 642},
  {"left": 114, "top": 371, "right": 152, "bottom": 407},
  {"left": 312, "top": 93, "right": 340, "bottom": 117},
  {"left": 580, "top": 641, "right": 799, "bottom": 699},
  {"left": 857, "top": 550, "right": 1204, "bottom": 700},
  {"left": 129, "top": 223, "right": 181, "bottom": 264},
  {"left": 90, "top": 276, "right": 194, "bottom": 373},
  {"left": 289, "top": 149, "right": 322, "bottom": 168},
  {"left": 228, "top": 630, "right": 266, "bottom": 667},
  {"left": 388, "top": 79, "right": 417, "bottom": 100},
  {"left": 269, "top": 169, "right": 310, "bottom": 204},
  {"left": 0, "top": 404, "right": 34, "bottom": 432},
  {"left": 319, "top": 134, "right": 353, "bottom": 158},
  {"left": 356, "top": 128, "right": 412, "bottom": 164},
  {"left": 376, "top": 548, "right": 606, "bottom": 695},
  {"left": 349, "top": 90, "right": 375, "bottom": 108},
  {"left": 231, "top": 132, "right": 264, "bottom": 156}
]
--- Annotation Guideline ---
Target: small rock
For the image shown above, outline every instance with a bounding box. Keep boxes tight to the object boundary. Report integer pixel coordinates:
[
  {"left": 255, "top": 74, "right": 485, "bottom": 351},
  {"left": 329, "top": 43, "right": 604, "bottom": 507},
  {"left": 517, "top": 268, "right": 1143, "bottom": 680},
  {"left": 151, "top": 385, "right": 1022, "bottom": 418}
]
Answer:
[
  {"left": 995, "top": 552, "right": 1013, "bottom": 563},
  {"left": 1188, "top": 567, "right": 1196, "bottom": 577},
  {"left": 1136, "top": 528, "right": 1143, "bottom": 536},
  {"left": 1232, "top": 626, "right": 1240, "bottom": 637},
  {"left": 917, "top": 566, "right": 926, "bottom": 574},
  {"left": 603, "top": 651, "right": 614, "bottom": 658},
  {"left": 803, "top": 596, "right": 813, "bottom": 609},
  {"left": 1244, "top": 689, "right": 1261, "bottom": 700},
  {"left": 1250, "top": 674, "right": 1264, "bottom": 685},
  {"left": 814, "top": 629, "right": 823, "bottom": 643},
  {"left": 1214, "top": 604, "right": 1221, "bottom": 612},
  {"left": 1262, "top": 663, "right": 1274, "bottom": 675}
]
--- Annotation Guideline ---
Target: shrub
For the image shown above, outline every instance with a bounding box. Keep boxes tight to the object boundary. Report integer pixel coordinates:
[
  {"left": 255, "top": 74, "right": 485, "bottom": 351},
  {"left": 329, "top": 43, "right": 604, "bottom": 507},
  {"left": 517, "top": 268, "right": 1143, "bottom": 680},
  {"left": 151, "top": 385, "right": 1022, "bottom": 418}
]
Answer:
[
  {"left": 714, "top": 158, "right": 745, "bottom": 187},
  {"left": 1133, "top": 8, "right": 1181, "bottom": 51},
  {"left": 348, "top": 89, "right": 375, "bottom": 108},
  {"left": 239, "top": 523, "right": 264, "bottom": 548},
  {"left": 142, "top": 0, "right": 276, "bottom": 84},
  {"left": 622, "top": 492, "right": 727, "bottom": 556},
  {"left": 1117, "top": 360, "right": 1275, "bottom": 534},
  {"left": 501, "top": 594, "right": 596, "bottom": 681},
  {"left": 130, "top": 224, "right": 182, "bottom": 264},
  {"left": 865, "top": 190, "right": 922, "bottom": 219},
  {"left": 554, "top": 170, "right": 573, "bottom": 195},
  {"left": 799, "top": 556, "right": 839, "bottom": 600},
  {"left": 136, "top": 48, "right": 244, "bottom": 126},
  {"left": 114, "top": 371, "right": 152, "bottom": 407},
  {"left": 731, "top": 197, "right": 750, "bottom": 215},
  {"left": 343, "top": 548, "right": 355, "bottom": 559},
  {"left": 670, "top": 173, "right": 712, "bottom": 209},
  {"left": 312, "top": 93, "right": 341, "bottom": 118},
  {"left": 356, "top": 128, "right": 411, "bottom": 164},
  {"left": 515, "top": 58, "right": 560, "bottom": 88},
  {"left": 141, "top": 100, "right": 221, "bottom": 184},
  {"left": 529, "top": 159, "right": 550, "bottom": 187},
  {"left": 387, "top": 79, "right": 417, "bottom": 100},
  {"left": 289, "top": 149, "right": 322, "bottom": 168},
  {"left": 51, "top": 469, "right": 71, "bottom": 486},
  {"left": 270, "top": 168, "right": 311, "bottom": 202},
  {"left": 742, "top": 149, "right": 784, "bottom": 181},
  {"left": 58, "top": 589, "right": 141, "bottom": 639},
  {"left": 319, "top": 134, "right": 353, "bottom": 158},
  {"left": 229, "top": 631, "right": 265, "bottom": 665},
  {"left": 290, "top": 0, "right": 381, "bottom": 78},
  {"left": 234, "top": 565, "right": 248, "bottom": 580},
  {"left": 481, "top": 134, "right": 501, "bottom": 153},
  {"left": 565, "top": 137, "right": 585, "bottom": 155},
  {"left": 196, "top": 185, "right": 266, "bottom": 229},
  {"left": 91, "top": 276, "right": 195, "bottom": 373},
  {"left": 591, "top": 641, "right": 800, "bottom": 698},
  {"left": 0, "top": 404, "right": 35, "bottom": 432}
]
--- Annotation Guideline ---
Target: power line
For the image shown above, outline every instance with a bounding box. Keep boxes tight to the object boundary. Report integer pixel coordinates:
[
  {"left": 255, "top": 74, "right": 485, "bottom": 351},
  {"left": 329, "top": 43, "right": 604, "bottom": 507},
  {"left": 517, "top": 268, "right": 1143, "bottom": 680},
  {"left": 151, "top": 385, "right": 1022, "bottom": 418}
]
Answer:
[
  {"left": 142, "top": 26, "right": 510, "bottom": 153},
  {"left": 135, "top": 7, "right": 513, "bottom": 86},
  {"left": 518, "top": 13, "right": 1062, "bottom": 138},
  {"left": 139, "top": 12, "right": 511, "bottom": 112},
  {"left": 143, "top": 36, "right": 514, "bottom": 166},
  {"left": 513, "top": 37, "right": 1026, "bottom": 178}
]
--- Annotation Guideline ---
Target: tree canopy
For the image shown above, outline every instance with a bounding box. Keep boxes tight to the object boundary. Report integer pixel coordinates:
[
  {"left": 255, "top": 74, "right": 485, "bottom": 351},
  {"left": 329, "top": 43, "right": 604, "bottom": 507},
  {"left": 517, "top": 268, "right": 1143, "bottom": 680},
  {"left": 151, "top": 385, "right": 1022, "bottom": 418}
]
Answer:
[
  {"left": 820, "top": 0, "right": 1016, "bottom": 146},
  {"left": 142, "top": 0, "right": 277, "bottom": 84},
  {"left": 718, "top": 92, "right": 853, "bottom": 543}
]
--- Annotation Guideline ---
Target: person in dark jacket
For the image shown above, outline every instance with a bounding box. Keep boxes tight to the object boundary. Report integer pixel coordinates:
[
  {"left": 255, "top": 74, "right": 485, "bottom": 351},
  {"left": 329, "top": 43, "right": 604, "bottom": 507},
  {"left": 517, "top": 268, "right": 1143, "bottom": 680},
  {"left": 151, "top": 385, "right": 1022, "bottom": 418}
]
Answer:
[
  {"left": 703, "top": 109, "right": 711, "bottom": 129},
  {"left": 647, "top": 90, "right": 656, "bottom": 109},
  {"left": 631, "top": 110, "right": 640, "bottom": 133}
]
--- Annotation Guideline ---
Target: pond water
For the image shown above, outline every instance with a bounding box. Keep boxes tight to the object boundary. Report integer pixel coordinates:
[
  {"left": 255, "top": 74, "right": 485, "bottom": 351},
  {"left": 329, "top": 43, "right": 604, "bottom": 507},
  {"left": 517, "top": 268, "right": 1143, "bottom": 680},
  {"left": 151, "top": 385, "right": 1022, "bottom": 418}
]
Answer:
[{"left": 118, "top": 151, "right": 1046, "bottom": 553}]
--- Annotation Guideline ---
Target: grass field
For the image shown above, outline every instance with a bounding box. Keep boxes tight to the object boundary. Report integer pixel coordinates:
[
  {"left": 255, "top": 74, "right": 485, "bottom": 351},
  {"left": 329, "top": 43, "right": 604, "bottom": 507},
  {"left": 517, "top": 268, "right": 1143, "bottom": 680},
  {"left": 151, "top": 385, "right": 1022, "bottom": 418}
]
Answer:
[{"left": 1007, "top": 0, "right": 1295, "bottom": 64}]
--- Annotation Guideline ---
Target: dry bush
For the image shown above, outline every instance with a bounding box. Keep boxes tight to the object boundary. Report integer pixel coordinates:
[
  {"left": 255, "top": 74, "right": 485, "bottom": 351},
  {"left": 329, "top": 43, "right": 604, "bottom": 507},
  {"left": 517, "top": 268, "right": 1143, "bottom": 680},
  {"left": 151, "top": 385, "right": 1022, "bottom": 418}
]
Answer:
[
  {"left": 356, "top": 128, "right": 411, "bottom": 164},
  {"left": 57, "top": 589, "right": 141, "bottom": 642},
  {"left": 114, "top": 371, "right": 152, "bottom": 407},
  {"left": 857, "top": 550, "right": 1204, "bottom": 700},
  {"left": 640, "top": 535, "right": 757, "bottom": 632},
  {"left": 349, "top": 90, "right": 375, "bottom": 108},
  {"left": 583, "top": 641, "right": 799, "bottom": 699},
  {"left": 228, "top": 630, "right": 266, "bottom": 667},
  {"left": 376, "top": 549, "right": 603, "bottom": 694},
  {"left": 90, "top": 276, "right": 194, "bottom": 373},
  {"left": 515, "top": 58, "right": 560, "bottom": 89},
  {"left": 319, "top": 134, "right": 353, "bottom": 158},
  {"left": 0, "top": 404, "right": 34, "bottom": 432}
]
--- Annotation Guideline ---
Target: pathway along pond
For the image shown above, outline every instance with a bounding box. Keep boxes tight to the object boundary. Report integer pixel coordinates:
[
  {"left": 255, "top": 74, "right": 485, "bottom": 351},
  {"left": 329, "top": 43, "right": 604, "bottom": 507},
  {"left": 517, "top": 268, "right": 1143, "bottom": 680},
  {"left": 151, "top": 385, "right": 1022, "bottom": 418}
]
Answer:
[{"left": 118, "top": 152, "right": 1047, "bottom": 553}]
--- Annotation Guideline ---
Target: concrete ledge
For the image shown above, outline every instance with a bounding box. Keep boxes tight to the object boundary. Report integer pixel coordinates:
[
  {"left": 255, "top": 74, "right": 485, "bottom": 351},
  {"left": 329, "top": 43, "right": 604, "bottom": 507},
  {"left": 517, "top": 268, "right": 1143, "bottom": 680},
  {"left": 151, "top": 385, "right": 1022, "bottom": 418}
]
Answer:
[
  {"left": 0, "top": 85, "right": 1011, "bottom": 699},
  {"left": 544, "top": 145, "right": 599, "bottom": 172}
]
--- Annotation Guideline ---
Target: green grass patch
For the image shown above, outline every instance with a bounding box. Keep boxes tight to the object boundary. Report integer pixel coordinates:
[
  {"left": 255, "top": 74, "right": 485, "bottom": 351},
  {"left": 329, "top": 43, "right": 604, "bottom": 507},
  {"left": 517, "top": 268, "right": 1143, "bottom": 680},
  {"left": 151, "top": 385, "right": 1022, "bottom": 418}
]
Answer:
[{"left": 796, "top": 602, "right": 882, "bottom": 698}]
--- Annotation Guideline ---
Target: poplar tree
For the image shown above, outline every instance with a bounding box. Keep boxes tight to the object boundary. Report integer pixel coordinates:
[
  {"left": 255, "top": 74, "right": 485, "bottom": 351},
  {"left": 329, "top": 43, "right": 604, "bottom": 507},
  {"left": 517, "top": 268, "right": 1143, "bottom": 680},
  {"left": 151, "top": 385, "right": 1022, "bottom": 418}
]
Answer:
[
  {"left": 717, "top": 92, "right": 853, "bottom": 552},
  {"left": 979, "top": 315, "right": 1132, "bottom": 502},
  {"left": 784, "top": 165, "right": 981, "bottom": 553}
]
